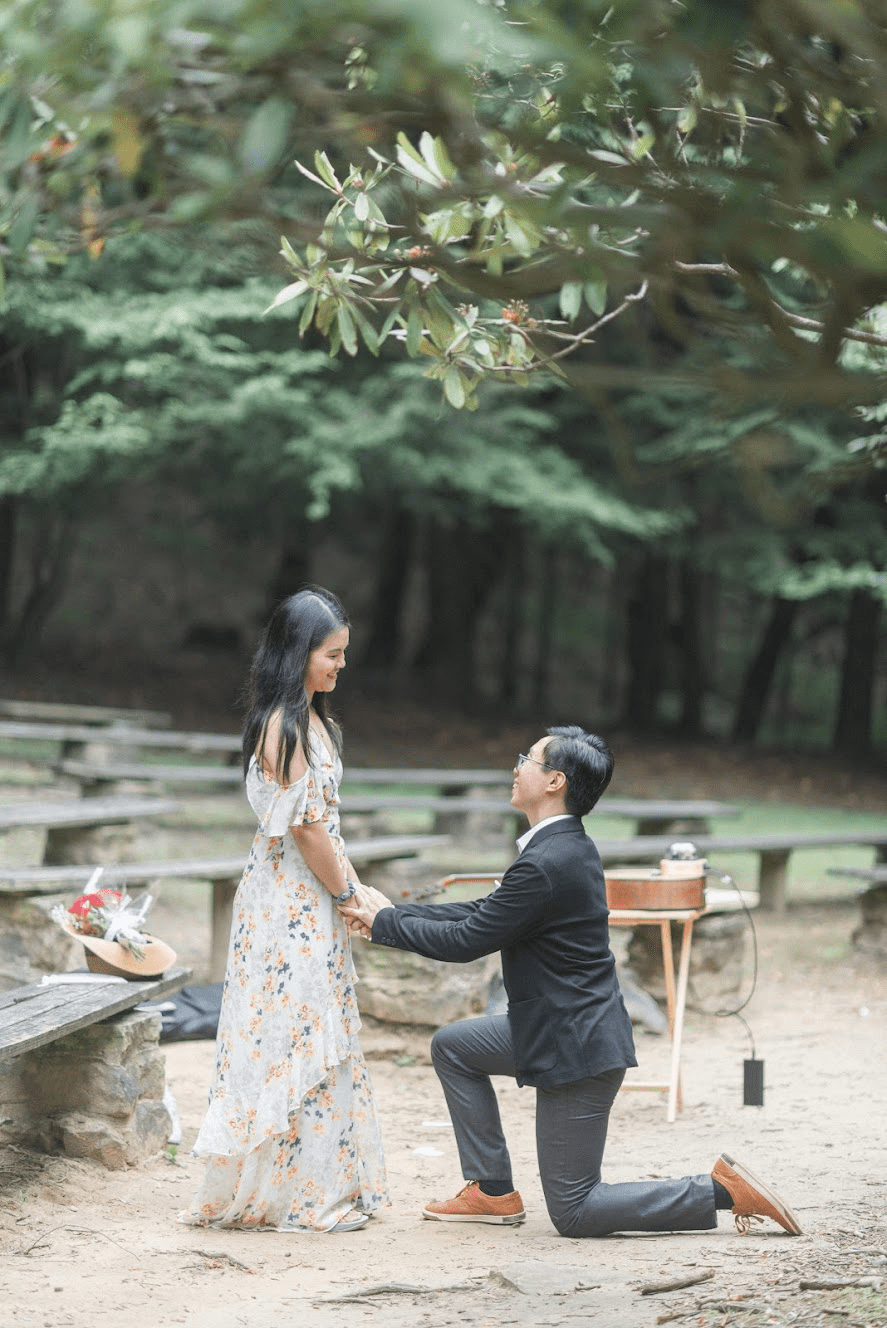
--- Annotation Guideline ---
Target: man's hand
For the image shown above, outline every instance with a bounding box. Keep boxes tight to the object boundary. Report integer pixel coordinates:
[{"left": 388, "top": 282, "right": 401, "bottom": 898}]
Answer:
[{"left": 340, "top": 884, "right": 393, "bottom": 939}]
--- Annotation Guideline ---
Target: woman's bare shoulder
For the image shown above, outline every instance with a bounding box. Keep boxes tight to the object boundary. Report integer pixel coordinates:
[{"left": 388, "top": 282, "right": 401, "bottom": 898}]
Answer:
[{"left": 256, "top": 710, "right": 308, "bottom": 785}]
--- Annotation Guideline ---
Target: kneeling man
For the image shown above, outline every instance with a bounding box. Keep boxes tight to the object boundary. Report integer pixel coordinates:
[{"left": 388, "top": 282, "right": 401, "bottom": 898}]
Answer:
[{"left": 343, "top": 726, "right": 800, "bottom": 1238}]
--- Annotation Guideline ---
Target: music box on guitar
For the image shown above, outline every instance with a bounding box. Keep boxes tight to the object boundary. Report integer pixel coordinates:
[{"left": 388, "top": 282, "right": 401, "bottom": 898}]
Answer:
[{"left": 604, "top": 842, "right": 707, "bottom": 911}]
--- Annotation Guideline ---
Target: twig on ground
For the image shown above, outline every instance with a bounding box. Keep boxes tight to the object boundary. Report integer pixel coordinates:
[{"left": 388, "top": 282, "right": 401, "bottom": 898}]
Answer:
[
  {"left": 315, "top": 1280, "right": 478, "bottom": 1303},
  {"left": 640, "top": 1270, "right": 715, "bottom": 1295},
  {"left": 800, "top": 1277, "right": 883, "bottom": 1290},
  {"left": 192, "top": 1249, "right": 255, "bottom": 1272}
]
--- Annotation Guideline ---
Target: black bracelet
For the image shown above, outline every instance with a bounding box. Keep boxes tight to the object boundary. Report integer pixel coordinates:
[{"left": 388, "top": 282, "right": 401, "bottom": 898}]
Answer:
[{"left": 334, "top": 881, "right": 357, "bottom": 903}]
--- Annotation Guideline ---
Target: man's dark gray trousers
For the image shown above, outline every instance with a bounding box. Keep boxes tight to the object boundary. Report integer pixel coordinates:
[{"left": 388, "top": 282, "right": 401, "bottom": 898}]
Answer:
[{"left": 431, "top": 1012, "right": 718, "bottom": 1238}]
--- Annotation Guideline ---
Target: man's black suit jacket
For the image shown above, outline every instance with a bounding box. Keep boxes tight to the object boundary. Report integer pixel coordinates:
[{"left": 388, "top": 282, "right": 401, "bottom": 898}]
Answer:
[{"left": 371, "top": 816, "right": 637, "bottom": 1088}]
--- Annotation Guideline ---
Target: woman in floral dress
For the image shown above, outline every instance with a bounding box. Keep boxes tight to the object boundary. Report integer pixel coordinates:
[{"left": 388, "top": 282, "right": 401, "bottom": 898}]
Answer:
[{"left": 181, "top": 586, "right": 388, "bottom": 1233}]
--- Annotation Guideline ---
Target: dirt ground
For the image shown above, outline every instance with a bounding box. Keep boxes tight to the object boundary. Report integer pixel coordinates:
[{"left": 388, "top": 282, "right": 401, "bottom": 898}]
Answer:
[{"left": 0, "top": 707, "right": 885, "bottom": 1328}]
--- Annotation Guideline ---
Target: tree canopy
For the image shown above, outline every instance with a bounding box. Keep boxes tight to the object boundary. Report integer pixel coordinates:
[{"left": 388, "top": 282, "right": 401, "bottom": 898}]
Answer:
[{"left": 3, "top": 0, "right": 887, "bottom": 441}]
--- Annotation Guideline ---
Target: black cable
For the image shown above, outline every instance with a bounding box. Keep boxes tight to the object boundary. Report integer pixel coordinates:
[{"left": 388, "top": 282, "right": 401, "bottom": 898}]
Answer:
[{"left": 701, "top": 867, "right": 759, "bottom": 1057}]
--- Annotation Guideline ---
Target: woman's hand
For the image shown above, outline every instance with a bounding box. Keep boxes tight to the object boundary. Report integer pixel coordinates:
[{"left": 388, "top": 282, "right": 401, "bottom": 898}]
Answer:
[{"left": 339, "top": 884, "right": 392, "bottom": 939}]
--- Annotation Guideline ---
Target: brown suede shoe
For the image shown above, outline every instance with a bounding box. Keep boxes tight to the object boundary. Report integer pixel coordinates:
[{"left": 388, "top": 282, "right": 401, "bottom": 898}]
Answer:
[
  {"left": 422, "top": 1181, "right": 526, "bottom": 1225},
  {"left": 713, "top": 1153, "right": 802, "bottom": 1235}
]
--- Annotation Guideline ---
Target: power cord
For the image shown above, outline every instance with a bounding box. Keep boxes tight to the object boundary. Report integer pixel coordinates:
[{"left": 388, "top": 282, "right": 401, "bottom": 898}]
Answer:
[{"left": 701, "top": 866, "right": 764, "bottom": 1105}]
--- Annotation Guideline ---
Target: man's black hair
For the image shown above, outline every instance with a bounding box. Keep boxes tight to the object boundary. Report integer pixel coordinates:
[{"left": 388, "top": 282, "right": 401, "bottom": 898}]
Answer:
[{"left": 543, "top": 725, "right": 614, "bottom": 817}]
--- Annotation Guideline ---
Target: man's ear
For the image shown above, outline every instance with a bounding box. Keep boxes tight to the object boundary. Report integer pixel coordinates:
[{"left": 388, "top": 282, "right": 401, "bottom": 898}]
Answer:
[{"left": 548, "top": 768, "right": 568, "bottom": 798}]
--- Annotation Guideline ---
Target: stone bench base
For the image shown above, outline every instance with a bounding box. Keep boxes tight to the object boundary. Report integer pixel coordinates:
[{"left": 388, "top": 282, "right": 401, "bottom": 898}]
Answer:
[
  {"left": 626, "top": 911, "right": 750, "bottom": 1010},
  {"left": 853, "top": 884, "right": 887, "bottom": 960},
  {"left": 0, "top": 1008, "right": 172, "bottom": 1168}
]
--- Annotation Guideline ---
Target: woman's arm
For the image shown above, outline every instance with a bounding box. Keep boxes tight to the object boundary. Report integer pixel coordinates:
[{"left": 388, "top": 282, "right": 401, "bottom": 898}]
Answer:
[{"left": 290, "top": 821, "right": 352, "bottom": 898}]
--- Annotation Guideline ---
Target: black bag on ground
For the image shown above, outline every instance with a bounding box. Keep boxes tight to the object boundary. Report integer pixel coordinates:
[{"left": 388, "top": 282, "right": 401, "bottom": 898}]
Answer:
[{"left": 152, "top": 983, "right": 224, "bottom": 1041}]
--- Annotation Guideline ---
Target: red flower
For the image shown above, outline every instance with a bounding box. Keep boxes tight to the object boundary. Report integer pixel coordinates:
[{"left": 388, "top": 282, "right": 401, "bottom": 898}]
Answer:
[{"left": 68, "top": 888, "right": 122, "bottom": 917}]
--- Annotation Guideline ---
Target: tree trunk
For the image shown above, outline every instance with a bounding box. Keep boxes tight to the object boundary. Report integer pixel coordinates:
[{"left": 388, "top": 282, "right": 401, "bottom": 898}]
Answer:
[
  {"left": 497, "top": 521, "right": 526, "bottom": 710},
  {"left": 832, "top": 588, "right": 882, "bottom": 755},
  {"left": 530, "top": 545, "right": 558, "bottom": 713},
  {"left": 412, "top": 516, "right": 506, "bottom": 708},
  {"left": 0, "top": 496, "right": 16, "bottom": 646},
  {"left": 362, "top": 507, "right": 415, "bottom": 671},
  {"left": 4, "top": 511, "right": 75, "bottom": 668},
  {"left": 677, "top": 557, "right": 705, "bottom": 737},
  {"left": 731, "top": 596, "right": 798, "bottom": 743},
  {"left": 623, "top": 552, "right": 669, "bottom": 731},
  {"left": 265, "top": 544, "right": 311, "bottom": 617}
]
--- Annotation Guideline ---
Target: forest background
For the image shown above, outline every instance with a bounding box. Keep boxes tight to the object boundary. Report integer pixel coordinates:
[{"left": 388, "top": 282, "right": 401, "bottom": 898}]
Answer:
[{"left": 0, "top": 0, "right": 886, "bottom": 761}]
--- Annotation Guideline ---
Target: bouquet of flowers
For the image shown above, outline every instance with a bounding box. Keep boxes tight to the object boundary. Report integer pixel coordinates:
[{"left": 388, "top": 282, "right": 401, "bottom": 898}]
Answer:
[{"left": 51, "top": 868, "right": 156, "bottom": 960}]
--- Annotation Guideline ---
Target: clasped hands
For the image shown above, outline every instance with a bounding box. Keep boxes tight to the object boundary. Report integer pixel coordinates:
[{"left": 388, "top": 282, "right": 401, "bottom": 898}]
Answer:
[{"left": 336, "top": 882, "right": 392, "bottom": 940}]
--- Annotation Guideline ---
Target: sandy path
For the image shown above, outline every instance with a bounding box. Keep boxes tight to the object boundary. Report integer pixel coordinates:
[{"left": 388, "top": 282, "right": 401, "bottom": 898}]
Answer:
[{"left": 1, "top": 902, "right": 885, "bottom": 1328}]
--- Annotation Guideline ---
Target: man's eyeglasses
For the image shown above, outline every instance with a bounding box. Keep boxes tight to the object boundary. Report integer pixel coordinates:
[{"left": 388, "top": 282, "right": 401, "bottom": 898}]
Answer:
[{"left": 516, "top": 753, "right": 552, "bottom": 771}]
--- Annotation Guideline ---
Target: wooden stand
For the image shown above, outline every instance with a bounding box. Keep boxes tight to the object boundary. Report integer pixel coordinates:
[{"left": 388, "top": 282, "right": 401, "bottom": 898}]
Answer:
[{"left": 609, "top": 904, "right": 707, "bottom": 1122}]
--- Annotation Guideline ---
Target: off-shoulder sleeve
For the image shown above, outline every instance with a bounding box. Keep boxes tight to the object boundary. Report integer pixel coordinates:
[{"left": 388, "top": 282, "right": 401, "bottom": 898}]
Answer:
[{"left": 245, "top": 759, "right": 326, "bottom": 836}]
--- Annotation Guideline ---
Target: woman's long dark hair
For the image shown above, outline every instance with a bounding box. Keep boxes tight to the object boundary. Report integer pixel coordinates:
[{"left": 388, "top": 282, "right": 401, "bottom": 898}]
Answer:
[{"left": 242, "top": 585, "right": 350, "bottom": 779}]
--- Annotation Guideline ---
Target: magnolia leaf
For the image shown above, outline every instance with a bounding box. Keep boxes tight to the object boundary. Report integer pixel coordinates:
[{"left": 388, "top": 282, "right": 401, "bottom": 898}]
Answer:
[
  {"left": 630, "top": 130, "right": 655, "bottom": 161},
  {"left": 424, "top": 301, "right": 454, "bottom": 349},
  {"left": 443, "top": 367, "right": 467, "bottom": 408},
  {"left": 396, "top": 132, "right": 443, "bottom": 187},
  {"left": 559, "top": 281, "right": 582, "bottom": 321},
  {"left": 239, "top": 98, "right": 292, "bottom": 174},
  {"left": 295, "top": 160, "right": 336, "bottom": 192},
  {"left": 350, "top": 305, "right": 380, "bottom": 355},
  {"left": 314, "top": 151, "right": 342, "bottom": 193},
  {"left": 298, "top": 289, "right": 318, "bottom": 336},
  {"left": 353, "top": 190, "right": 370, "bottom": 221},
  {"left": 337, "top": 304, "right": 358, "bottom": 355},
  {"left": 406, "top": 306, "right": 424, "bottom": 356},
  {"left": 420, "top": 131, "right": 456, "bottom": 183},
  {"left": 503, "top": 214, "right": 538, "bottom": 257},
  {"left": 583, "top": 278, "right": 607, "bottom": 316},
  {"left": 279, "top": 235, "right": 302, "bottom": 269},
  {"left": 266, "top": 279, "right": 309, "bottom": 312}
]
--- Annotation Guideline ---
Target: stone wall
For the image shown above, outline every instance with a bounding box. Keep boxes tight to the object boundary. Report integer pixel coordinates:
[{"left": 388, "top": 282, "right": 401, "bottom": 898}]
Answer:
[
  {"left": 626, "top": 911, "right": 751, "bottom": 1011},
  {"left": 0, "top": 896, "right": 80, "bottom": 991},
  {"left": 0, "top": 1008, "right": 172, "bottom": 1169},
  {"left": 852, "top": 884, "right": 887, "bottom": 960}
]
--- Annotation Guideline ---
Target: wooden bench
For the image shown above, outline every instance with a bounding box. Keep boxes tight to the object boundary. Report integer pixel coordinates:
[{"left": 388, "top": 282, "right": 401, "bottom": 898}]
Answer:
[
  {"left": 594, "top": 831, "right": 887, "bottom": 912},
  {"left": 57, "top": 758, "right": 242, "bottom": 794},
  {"left": 0, "top": 795, "right": 178, "bottom": 865},
  {"left": 0, "top": 700, "right": 172, "bottom": 728},
  {"left": 0, "top": 719, "right": 239, "bottom": 753},
  {"left": 0, "top": 965, "right": 191, "bottom": 1166},
  {"left": 0, "top": 834, "right": 450, "bottom": 981},
  {"left": 340, "top": 791, "right": 737, "bottom": 839},
  {"left": 0, "top": 966, "right": 191, "bottom": 1061}
]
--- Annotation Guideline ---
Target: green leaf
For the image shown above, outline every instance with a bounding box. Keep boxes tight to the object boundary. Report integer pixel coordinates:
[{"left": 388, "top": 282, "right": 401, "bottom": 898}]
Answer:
[
  {"left": 406, "top": 306, "right": 424, "bottom": 356},
  {"left": 298, "top": 289, "right": 318, "bottom": 336},
  {"left": 353, "top": 190, "right": 370, "bottom": 221},
  {"left": 396, "top": 132, "right": 443, "bottom": 187},
  {"left": 630, "top": 130, "right": 655, "bottom": 161},
  {"left": 314, "top": 151, "right": 342, "bottom": 193},
  {"left": 559, "top": 281, "right": 582, "bottom": 322},
  {"left": 6, "top": 197, "right": 39, "bottom": 255},
  {"left": 583, "top": 278, "right": 607, "bottom": 316},
  {"left": 238, "top": 98, "right": 292, "bottom": 173},
  {"left": 350, "top": 305, "right": 380, "bottom": 355},
  {"left": 265, "top": 279, "right": 308, "bottom": 312},
  {"left": 336, "top": 304, "right": 358, "bottom": 355},
  {"left": 421, "top": 131, "right": 456, "bottom": 183},
  {"left": 443, "top": 367, "right": 466, "bottom": 408}
]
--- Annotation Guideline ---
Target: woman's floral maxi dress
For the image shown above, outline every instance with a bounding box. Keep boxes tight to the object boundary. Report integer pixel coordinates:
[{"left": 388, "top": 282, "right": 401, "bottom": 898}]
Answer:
[{"left": 180, "top": 732, "right": 389, "bottom": 1231}]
